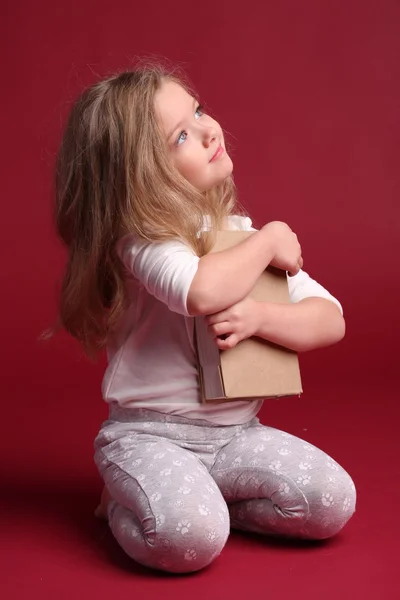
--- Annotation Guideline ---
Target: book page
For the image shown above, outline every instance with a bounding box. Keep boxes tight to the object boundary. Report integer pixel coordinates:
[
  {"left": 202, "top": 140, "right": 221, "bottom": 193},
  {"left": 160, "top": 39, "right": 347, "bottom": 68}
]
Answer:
[{"left": 194, "top": 316, "right": 225, "bottom": 399}]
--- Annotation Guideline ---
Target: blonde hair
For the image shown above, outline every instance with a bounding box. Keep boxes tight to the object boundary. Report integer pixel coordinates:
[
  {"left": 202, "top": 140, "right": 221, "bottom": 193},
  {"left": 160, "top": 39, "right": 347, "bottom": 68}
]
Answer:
[{"left": 54, "top": 63, "right": 239, "bottom": 356}]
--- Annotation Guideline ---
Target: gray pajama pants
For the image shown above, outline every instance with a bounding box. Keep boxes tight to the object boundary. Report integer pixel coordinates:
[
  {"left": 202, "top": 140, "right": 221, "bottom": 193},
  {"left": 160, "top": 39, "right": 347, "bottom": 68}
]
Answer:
[{"left": 94, "top": 405, "right": 356, "bottom": 573}]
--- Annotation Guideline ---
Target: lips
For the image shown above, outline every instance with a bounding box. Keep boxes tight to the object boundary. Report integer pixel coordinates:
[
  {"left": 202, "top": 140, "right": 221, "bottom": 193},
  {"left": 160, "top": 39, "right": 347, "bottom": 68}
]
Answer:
[{"left": 210, "top": 144, "right": 224, "bottom": 162}]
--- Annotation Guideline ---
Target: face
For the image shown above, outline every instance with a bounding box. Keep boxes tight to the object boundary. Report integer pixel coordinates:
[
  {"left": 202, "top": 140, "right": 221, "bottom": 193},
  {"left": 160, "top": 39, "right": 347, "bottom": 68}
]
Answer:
[{"left": 154, "top": 80, "right": 233, "bottom": 192}]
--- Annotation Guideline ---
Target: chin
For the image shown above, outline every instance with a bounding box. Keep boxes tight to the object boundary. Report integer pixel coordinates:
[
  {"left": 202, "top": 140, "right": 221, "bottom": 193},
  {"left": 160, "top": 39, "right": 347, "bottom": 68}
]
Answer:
[
  {"left": 196, "top": 164, "right": 234, "bottom": 192},
  {"left": 201, "top": 176, "right": 231, "bottom": 193}
]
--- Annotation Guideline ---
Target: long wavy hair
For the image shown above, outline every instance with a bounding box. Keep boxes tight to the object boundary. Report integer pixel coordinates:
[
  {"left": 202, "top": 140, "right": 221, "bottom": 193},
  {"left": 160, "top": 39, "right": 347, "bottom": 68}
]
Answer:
[{"left": 53, "top": 63, "right": 239, "bottom": 356}]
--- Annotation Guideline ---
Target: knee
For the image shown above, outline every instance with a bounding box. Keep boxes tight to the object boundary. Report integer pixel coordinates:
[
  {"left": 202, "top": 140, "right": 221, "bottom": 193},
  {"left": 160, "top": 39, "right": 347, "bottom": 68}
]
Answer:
[
  {"left": 109, "top": 501, "right": 230, "bottom": 574},
  {"left": 157, "top": 514, "right": 230, "bottom": 573},
  {"left": 305, "top": 474, "right": 357, "bottom": 540}
]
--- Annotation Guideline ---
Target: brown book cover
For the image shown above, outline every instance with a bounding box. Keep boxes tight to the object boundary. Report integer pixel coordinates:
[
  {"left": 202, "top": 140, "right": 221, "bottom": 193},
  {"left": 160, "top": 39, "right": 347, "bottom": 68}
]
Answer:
[{"left": 195, "top": 230, "right": 303, "bottom": 402}]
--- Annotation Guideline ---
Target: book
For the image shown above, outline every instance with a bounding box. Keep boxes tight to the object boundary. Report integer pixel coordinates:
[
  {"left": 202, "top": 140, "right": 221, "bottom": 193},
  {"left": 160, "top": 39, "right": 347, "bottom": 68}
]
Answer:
[{"left": 194, "top": 230, "right": 303, "bottom": 402}]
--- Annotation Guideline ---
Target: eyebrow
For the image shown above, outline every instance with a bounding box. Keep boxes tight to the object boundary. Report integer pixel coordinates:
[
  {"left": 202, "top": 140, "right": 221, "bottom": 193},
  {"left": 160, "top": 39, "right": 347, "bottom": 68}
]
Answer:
[{"left": 167, "top": 97, "right": 198, "bottom": 141}]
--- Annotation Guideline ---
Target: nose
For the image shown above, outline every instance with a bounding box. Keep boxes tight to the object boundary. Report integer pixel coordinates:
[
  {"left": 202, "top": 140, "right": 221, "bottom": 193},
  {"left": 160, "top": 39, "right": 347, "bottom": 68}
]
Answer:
[{"left": 202, "top": 125, "right": 218, "bottom": 148}]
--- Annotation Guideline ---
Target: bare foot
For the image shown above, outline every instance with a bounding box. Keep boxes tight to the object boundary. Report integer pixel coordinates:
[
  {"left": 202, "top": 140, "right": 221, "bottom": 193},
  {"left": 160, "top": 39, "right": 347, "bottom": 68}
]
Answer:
[{"left": 94, "top": 486, "right": 112, "bottom": 520}]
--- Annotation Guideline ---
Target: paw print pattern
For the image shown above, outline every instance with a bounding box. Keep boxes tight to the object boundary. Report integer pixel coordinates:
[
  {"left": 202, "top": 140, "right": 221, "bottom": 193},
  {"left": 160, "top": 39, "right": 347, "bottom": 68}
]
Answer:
[
  {"left": 321, "top": 493, "right": 334, "bottom": 507},
  {"left": 302, "top": 444, "right": 314, "bottom": 452},
  {"left": 155, "top": 513, "right": 166, "bottom": 526},
  {"left": 178, "top": 486, "right": 191, "bottom": 495},
  {"left": 153, "top": 452, "right": 165, "bottom": 460},
  {"left": 126, "top": 522, "right": 141, "bottom": 538},
  {"left": 253, "top": 444, "right": 265, "bottom": 454},
  {"left": 176, "top": 519, "right": 191, "bottom": 535},
  {"left": 326, "top": 460, "right": 339, "bottom": 471},
  {"left": 198, "top": 504, "right": 211, "bottom": 516},
  {"left": 119, "top": 438, "right": 131, "bottom": 449},
  {"left": 216, "top": 452, "right": 227, "bottom": 464},
  {"left": 343, "top": 497, "right": 351, "bottom": 512},
  {"left": 204, "top": 527, "right": 219, "bottom": 543},
  {"left": 277, "top": 448, "right": 291, "bottom": 456},
  {"left": 158, "top": 558, "right": 172, "bottom": 569},
  {"left": 279, "top": 482, "right": 290, "bottom": 494},
  {"left": 157, "top": 479, "right": 170, "bottom": 488},
  {"left": 269, "top": 460, "right": 282, "bottom": 471},
  {"left": 159, "top": 537, "right": 171, "bottom": 550},
  {"left": 184, "top": 475, "right": 195, "bottom": 483},
  {"left": 297, "top": 474, "right": 311, "bottom": 485},
  {"left": 160, "top": 468, "right": 172, "bottom": 476},
  {"left": 232, "top": 456, "right": 242, "bottom": 467},
  {"left": 150, "top": 492, "right": 162, "bottom": 502},
  {"left": 185, "top": 549, "right": 197, "bottom": 561},
  {"left": 299, "top": 462, "right": 312, "bottom": 470}
]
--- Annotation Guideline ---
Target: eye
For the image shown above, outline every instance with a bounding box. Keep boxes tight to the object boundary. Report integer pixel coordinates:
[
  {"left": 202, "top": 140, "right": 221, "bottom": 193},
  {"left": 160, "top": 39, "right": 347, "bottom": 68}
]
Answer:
[
  {"left": 176, "top": 131, "right": 187, "bottom": 145},
  {"left": 195, "top": 104, "right": 204, "bottom": 119},
  {"left": 176, "top": 105, "right": 204, "bottom": 146}
]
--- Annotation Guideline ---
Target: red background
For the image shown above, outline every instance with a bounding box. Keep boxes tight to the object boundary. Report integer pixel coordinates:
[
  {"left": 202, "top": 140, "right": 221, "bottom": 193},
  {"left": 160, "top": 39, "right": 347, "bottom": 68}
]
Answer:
[{"left": 2, "top": 1, "right": 399, "bottom": 598}]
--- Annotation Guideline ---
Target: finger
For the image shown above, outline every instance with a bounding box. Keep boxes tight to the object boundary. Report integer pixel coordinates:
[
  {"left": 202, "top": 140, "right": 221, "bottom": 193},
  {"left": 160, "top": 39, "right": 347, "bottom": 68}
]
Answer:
[
  {"left": 209, "top": 321, "right": 232, "bottom": 338},
  {"left": 215, "top": 334, "right": 239, "bottom": 350},
  {"left": 206, "top": 311, "right": 229, "bottom": 326},
  {"left": 288, "top": 265, "right": 300, "bottom": 277}
]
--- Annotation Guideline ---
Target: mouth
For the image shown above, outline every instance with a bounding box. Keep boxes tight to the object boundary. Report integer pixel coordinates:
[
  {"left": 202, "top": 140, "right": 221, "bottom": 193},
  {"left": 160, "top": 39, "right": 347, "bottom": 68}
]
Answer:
[{"left": 209, "top": 144, "right": 224, "bottom": 162}]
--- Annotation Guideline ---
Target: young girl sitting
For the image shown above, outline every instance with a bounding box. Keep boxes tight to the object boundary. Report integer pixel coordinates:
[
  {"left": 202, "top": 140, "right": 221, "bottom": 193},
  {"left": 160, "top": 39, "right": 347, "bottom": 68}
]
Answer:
[{"left": 54, "top": 64, "right": 356, "bottom": 574}]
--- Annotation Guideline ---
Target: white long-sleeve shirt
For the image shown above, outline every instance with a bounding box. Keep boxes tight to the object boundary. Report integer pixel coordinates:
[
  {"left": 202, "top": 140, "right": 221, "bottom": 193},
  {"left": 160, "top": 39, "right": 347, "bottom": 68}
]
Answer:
[{"left": 102, "top": 216, "right": 342, "bottom": 425}]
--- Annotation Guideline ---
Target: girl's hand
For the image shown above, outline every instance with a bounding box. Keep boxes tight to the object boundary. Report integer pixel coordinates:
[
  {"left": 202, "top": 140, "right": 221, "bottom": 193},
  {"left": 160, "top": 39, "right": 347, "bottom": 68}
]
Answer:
[
  {"left": 206, "top": 298, "right": 260, "bottom": 350},
  {"left": 262, "top": 221, "right": 303, "bottom": 276}
]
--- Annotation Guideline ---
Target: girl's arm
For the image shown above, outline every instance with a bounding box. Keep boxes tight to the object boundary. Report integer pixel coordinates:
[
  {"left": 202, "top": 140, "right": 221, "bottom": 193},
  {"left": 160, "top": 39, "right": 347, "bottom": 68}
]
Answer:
[
  {"left": 187, "top": 222, "right": 301, "bottom": 316},
  {"left": 119, "top": 219, "right": 300, "bottom": 318},
  {"left": 206, "top": 265, "right": 346, "bottom": 352},
  {"left": 253, "top": 297, "right": 345, "bottom": 352},
  {"left": 207, "top": 296, "right": 345, "bottom": 352},
  {"left": 187, "top": 229, "right": 275, "bottom": 316}
]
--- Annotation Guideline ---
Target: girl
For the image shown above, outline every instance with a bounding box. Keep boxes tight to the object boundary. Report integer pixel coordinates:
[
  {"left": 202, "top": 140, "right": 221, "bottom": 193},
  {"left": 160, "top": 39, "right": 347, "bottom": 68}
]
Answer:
[{"left": 54, "top": 64, "right": 356, "bottom": 574}]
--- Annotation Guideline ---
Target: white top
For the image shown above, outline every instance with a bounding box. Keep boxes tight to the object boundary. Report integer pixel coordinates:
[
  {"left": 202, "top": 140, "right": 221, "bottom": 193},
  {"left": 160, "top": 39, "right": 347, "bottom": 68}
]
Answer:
[{"left": 102, "top": 216, "right": 342, "bottom": 425}]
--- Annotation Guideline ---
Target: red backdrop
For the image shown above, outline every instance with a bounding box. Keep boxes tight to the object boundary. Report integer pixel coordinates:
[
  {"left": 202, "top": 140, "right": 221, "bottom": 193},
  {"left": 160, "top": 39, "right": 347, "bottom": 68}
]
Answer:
[
  {"left": 2, "top": 1, "right": 400, "bottom": 597},
  {"left": 2, "top": 0, "right": 399, "bottom": 549}
]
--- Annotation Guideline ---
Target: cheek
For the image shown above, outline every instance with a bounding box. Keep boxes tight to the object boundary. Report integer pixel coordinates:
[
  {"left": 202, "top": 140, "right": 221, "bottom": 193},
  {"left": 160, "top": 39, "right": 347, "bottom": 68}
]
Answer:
[{"left": 174, "top": 149, "right": 203, "bottom": 181}]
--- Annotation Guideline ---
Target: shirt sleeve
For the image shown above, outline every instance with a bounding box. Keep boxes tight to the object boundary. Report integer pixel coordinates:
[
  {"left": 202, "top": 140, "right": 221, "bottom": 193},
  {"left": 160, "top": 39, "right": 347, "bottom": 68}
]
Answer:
[
  {"left": 117, "top": 235, "right": 200, "bottom": 316},
  {"left": 287, "top": 270, "right": 343, "bottom": 314},
  {"left": 226, "top": 215, "right": 257, "bottom": 231}
]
